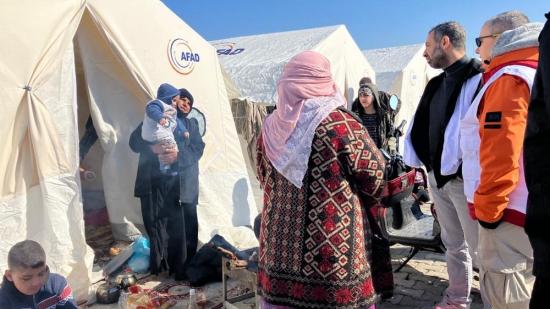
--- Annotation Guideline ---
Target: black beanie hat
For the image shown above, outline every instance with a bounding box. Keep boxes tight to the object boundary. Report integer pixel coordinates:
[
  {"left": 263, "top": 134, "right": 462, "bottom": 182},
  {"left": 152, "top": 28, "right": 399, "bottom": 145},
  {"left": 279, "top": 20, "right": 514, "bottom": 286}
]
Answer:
[{"left": 359, "top": 77, "right": 373, "bottom": 87}]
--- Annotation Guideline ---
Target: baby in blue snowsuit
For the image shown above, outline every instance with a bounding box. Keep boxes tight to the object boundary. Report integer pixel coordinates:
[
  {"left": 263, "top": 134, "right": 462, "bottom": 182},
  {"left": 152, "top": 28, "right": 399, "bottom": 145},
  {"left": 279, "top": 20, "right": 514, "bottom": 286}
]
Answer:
[{"left": 141, "top": 83, "right": 188, "bottom": 174}]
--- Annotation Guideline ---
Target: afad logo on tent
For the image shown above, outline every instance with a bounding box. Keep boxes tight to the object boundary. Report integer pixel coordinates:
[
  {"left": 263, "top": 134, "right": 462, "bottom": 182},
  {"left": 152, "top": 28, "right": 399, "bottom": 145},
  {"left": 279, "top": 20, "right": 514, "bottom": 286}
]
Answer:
[
  {"left": 168, "top": 38, "right": 200, "bottom": 75},
  {"left": 214, "top": 42, "right": 245, "bottom": 56}
]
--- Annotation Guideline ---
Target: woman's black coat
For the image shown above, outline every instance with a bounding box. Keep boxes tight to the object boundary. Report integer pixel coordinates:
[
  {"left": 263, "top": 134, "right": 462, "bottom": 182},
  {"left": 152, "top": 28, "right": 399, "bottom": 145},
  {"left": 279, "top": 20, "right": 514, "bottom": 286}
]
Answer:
[{"left": 129, "top": 117, "right": 205, "bottom": 202}]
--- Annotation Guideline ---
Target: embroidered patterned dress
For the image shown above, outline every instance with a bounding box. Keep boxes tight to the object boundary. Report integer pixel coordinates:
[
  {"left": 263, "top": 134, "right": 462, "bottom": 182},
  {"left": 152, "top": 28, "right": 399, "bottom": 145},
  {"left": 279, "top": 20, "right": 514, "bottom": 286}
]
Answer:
[{"left": 257, "top": 109, "right": 386, "bottom": 308}]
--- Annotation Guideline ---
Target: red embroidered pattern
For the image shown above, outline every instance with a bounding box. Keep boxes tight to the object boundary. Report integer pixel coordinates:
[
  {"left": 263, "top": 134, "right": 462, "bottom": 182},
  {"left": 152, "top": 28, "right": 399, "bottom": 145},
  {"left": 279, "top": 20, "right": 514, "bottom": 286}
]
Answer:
[{"left": 257, "top": 109, "right": 385, "bottom": 308}]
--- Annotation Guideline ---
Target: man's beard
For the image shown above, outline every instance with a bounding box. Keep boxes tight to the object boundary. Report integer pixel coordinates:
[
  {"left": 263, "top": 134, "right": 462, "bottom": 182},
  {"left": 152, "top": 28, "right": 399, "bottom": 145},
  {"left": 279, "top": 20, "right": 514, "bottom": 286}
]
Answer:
[{"left": 428, "top": 46, "right": 450, "bottom": 69}]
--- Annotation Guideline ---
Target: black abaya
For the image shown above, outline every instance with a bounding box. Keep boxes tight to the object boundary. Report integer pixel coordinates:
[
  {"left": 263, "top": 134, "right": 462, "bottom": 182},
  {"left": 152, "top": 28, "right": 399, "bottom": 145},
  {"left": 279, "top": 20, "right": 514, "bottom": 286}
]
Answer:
[{"left": 139, "top": 174, "right": 186, "bottom": 278}]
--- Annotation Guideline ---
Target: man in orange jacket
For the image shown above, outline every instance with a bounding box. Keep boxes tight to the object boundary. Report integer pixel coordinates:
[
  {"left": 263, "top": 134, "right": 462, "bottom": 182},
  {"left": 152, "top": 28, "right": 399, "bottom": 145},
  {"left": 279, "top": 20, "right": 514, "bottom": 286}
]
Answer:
[{"left": 469, "top": 11, "right": 542, "bottom": 308}]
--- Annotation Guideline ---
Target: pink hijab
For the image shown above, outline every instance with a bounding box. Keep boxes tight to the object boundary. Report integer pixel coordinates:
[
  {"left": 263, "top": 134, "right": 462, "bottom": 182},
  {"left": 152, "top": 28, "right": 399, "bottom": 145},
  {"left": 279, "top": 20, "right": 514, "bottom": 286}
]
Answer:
[
  {"left": 262, "top": 51, "right": 338, "bottom": 160},
  {"left": 262, "top": 51, "right": 345, "bottom": 187}
]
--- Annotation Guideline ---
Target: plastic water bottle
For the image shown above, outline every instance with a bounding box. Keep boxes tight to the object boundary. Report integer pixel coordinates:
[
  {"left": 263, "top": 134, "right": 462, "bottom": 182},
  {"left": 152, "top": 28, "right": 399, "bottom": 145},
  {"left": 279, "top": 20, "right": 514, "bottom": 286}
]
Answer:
[{"left": 187, "top": 289, "right": 198, "bottom": 309}]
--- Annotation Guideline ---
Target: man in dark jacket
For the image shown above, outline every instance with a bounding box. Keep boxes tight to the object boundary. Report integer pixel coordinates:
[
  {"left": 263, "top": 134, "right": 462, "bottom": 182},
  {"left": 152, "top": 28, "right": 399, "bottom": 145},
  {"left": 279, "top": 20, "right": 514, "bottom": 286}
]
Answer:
[
  {"left": 129, "top": 88, "right": 205, "bottom": 280},
  {"left": 524, "top": 12, "right": 550, "bottom": 309},
  {"left": 406, "top": 22, "right": 485, "bottom": 309}
]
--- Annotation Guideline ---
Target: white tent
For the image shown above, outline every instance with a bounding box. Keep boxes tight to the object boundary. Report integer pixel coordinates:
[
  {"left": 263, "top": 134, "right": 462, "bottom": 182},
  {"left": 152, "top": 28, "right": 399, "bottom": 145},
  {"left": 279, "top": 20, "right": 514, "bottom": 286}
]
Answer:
[
  {"left": 364, "top": 43, "right": 441, "bottom": 151},
  {"left": 0, "top": 0, "right": 257, "bottom": 301},
  {"left": 211, "top": 25, "right": 376, "bottom": 106},
  {"left": 210, "top": 26, "right": 375, "bottom": 204}
]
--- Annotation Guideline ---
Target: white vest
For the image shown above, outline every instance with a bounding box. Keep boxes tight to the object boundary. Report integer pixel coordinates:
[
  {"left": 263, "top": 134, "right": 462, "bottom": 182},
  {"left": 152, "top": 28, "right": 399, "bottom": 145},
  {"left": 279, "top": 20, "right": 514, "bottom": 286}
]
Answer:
[
  {"left": 460, "top": 65, "right": 536, "bottom": 216},
  {"left": 403, "top": 74, "right": 482, "bottom": 176}
]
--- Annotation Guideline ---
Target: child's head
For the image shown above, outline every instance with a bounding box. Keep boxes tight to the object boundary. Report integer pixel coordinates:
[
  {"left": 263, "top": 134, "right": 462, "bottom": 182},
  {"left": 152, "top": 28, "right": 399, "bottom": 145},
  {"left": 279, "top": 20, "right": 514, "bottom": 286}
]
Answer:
[
  {"left": 5, "top": 240, "right": 49, "bottom": 295},
  {"left": 171, "top": 96, "right": 179, "bottom": 108},
  {"left": 156, "top": 83, "right": 180, "bottom": 106}
]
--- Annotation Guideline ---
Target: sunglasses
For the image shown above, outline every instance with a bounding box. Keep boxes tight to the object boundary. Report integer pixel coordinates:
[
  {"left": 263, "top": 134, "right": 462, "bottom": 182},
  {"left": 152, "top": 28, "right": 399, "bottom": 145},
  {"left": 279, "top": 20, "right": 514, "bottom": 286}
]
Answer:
[
  {"left": 359, "top": 86, "right": 373, "bottom": 97},
  {"left": 475, "top": 34, "right": 500, "bottom": 48}
]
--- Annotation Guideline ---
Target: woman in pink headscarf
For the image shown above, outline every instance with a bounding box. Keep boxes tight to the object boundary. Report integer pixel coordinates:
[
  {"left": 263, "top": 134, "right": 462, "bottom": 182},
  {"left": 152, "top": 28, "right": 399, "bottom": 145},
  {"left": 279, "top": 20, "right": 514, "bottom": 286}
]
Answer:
[{"left": 256, "top": 51, "right": 386, "bottom": 308}]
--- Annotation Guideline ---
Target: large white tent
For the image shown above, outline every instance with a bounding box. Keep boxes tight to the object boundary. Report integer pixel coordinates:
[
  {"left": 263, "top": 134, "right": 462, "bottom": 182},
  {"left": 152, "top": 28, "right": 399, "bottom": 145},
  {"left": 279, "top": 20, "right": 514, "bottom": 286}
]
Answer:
[
  {"left": 0, "top": 0, "right": 257, "bottom": 300},
  {"left": 212, "top": 25, "right": 376, "bottom": 105},
  {"left": 364, "top": 43, "right": 441, "bottom": 151},
  {"left": 210, "top": 26, "right": 375, "bottom": 201}
]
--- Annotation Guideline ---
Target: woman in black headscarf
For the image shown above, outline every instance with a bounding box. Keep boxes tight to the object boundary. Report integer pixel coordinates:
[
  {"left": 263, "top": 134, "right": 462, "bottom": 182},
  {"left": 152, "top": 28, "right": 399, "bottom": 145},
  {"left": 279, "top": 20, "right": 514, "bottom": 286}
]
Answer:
[
  {"left": 174, "top": 88, "right": 205, "bottom": 265},
  {"left": 129, "top": 87, "right": 204, "bottom": 279},
  {"left": 351, "top": 80, "right": 400, "bottom": 152}
]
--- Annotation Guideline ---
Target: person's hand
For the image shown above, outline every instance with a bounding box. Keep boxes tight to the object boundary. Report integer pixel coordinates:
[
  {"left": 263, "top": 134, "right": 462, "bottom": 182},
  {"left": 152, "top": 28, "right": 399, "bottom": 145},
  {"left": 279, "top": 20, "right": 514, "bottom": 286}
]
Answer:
[
  {"left": 159, "top": 117, "right": 168, "bottom": 127},
  {"left": 150, "top": 143, "right": 164, "bottom": 154},
  {"left": 150, "top": 142, "right": 177, "bottom": 154},
  {"left": 159, "top": 150, "right": 178, "bottom": 165}
]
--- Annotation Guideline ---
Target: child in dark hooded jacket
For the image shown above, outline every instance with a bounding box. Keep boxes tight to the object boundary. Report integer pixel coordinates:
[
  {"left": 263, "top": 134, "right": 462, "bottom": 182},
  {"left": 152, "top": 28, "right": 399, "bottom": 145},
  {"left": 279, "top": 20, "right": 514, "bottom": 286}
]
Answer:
[{"left": 141, "top": 83, "right": 188, "bottom": 174}]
